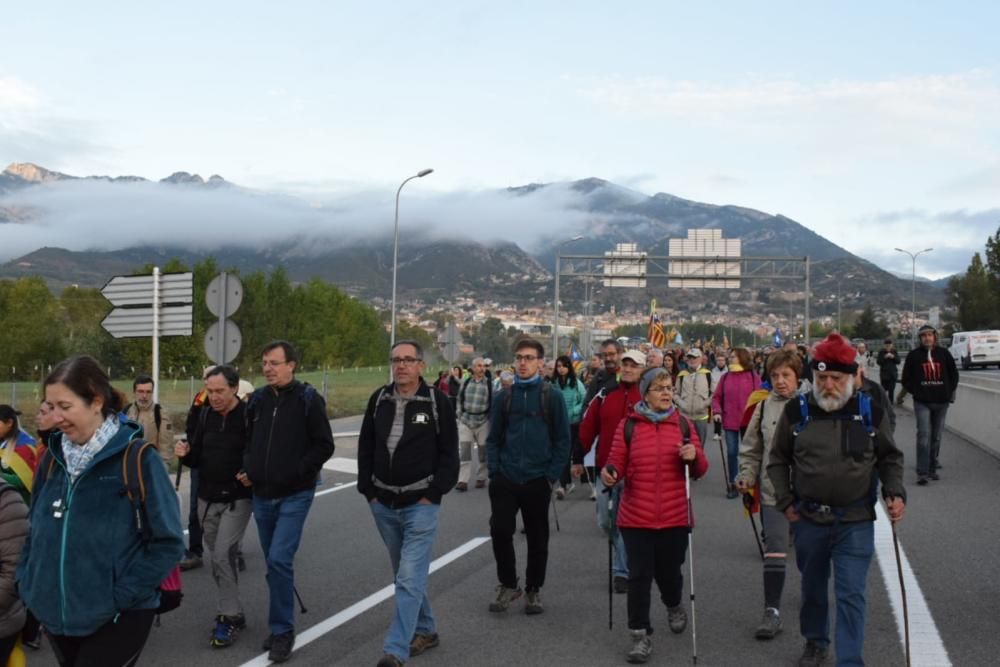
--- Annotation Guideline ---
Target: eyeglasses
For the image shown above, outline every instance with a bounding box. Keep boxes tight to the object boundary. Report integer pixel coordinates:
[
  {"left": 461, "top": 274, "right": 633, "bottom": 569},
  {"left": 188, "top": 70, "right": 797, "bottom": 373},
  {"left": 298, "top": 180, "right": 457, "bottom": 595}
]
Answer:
[
  {"left": 646, "top": 385, "right": 673, "bottom": 393},
  {"left": 261, "top": 360, "right": 287, "bottom": 369},
  {"left": 514, "top": 354, "right": 539, "bottom": 362},
  {"left": 390, "top": 357, "right": 422, "bottom": 366},
  {"left": 602, "top": 352, "right": 618, "bottom": 359}
]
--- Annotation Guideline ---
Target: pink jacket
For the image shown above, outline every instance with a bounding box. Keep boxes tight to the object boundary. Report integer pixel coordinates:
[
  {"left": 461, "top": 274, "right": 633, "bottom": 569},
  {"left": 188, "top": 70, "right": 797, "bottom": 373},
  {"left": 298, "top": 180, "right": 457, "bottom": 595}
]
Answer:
[{"left": 711, "top": 370, "right": 761, "bottom": 431}]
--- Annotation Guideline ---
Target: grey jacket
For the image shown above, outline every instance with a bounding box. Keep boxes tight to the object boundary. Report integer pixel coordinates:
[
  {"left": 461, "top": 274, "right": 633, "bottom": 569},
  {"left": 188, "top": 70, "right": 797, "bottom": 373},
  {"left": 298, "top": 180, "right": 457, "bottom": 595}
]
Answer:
[
  {"left": 0, "top": 481, "right": 28, "bottom": 637},
  {"left": 737, "top": 391, "right": 795, "bottom": 506}
]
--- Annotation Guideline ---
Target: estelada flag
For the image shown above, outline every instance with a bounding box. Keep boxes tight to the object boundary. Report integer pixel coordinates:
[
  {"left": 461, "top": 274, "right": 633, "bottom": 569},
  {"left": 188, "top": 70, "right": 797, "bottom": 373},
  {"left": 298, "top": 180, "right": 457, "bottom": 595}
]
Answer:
[
  {"left": 738, "top": 389, "right": 770, "bottom": 516},
  {"left": 648, "top": 300, "right": 667, "bottom": 348},
  {"left": 568, "top": 343, "right": 585, "bottom": 373},
  {"left": 1, "top": 429, "right": 39, "bottom": 498}
]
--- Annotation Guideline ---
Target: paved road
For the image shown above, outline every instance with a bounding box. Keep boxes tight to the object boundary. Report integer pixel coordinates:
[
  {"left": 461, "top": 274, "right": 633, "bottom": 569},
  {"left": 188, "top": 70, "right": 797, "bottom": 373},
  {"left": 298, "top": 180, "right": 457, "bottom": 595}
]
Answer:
[{"left": 25, "top": 411, "right": 996, "bottom": 666}]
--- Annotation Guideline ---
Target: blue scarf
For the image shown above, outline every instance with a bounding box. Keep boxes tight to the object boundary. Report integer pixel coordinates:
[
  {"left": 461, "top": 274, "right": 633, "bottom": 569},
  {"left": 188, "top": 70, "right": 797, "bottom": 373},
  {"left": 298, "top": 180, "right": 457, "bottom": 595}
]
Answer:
[
  {"left": 514, "top": 373, "right": 542, "bottom": 387},
  {"left": 634, "top": 401, "right": 676, "bottom": 423}
]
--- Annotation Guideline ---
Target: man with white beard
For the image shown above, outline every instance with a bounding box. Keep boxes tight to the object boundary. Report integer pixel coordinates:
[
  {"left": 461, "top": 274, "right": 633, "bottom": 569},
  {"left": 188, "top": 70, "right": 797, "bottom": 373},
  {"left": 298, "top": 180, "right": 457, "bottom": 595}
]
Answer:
[{"left": 767, "top": 334, "right": 906, "bottom": 667}]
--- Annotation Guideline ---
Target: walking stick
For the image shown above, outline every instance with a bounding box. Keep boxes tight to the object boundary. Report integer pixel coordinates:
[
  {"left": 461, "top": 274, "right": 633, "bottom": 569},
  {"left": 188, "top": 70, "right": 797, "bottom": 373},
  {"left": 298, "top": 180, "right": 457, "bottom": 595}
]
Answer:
[
  {"left": 602, "top": 472, "right": 618, "bottom": 631},
  {"left": 293, "top": 586, "right": 308, "bottom": 614},
  {"left": 742, "top": 492, "right": 765, "bottom": 561},
  {"left": 891, "top": 521, "right": 910, "bottom": 667},
  {"left": 174, "top": 462, "right": 183, "bottom": 492},
  {"left": 684, "top": 463, "right": 698, "bottom": 664},
  {"left": 714, "top": 421, "right": 730, "bottom": 494},
  {"left": 550, "top": 482, "right": 561, "bottom": 532}
]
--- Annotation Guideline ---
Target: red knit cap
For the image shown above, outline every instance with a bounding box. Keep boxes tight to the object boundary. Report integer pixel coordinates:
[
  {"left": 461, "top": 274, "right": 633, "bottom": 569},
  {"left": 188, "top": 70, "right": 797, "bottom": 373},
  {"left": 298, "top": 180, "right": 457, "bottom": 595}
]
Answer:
[{"left": 810, "top": 334, "right": 858, "bottom": 374}]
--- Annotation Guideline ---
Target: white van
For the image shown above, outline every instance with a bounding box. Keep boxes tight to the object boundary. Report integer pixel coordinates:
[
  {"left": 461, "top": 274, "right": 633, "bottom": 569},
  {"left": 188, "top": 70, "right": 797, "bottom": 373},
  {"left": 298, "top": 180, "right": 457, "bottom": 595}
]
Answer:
[{"left": 949, "top": 330, "right": 1000, "bottom": 369}]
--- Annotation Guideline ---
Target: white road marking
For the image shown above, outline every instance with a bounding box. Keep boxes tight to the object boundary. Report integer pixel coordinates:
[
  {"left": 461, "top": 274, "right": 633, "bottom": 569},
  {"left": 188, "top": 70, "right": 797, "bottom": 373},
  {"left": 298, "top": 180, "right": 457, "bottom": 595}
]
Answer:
[
  {"left": 237, "top": 536, "right": 491, "bottom": 667},
  {"left": 316, "top": 481, "right": 357, "bottom": 497},
  {"left": 874, "top": 503, "right": 951, "bottom": 666},
  {"left": 322, "top": 457, "right": 358, "bottom": 474}
]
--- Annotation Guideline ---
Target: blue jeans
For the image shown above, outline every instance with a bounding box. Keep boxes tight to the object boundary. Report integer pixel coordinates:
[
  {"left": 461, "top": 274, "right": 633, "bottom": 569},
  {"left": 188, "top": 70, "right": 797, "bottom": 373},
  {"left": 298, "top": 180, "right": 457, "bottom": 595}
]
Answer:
[
  {"left": 370, "top": 501, "right": 440, "bottom": 662},
  {"left": 793, "top": 518, "right": 874, "bottom": 667},
  {"left": 724, "top": 429, "right": 740, "bottom": 484},
  {"left": 913, "top": 401, "right": 948, "bottom": 476},
  {"left": 596, "top": 483, "right": 628, "bottom": 578},
  {"left": 253, "top": 488, "right": 316, "bottom": 634}
]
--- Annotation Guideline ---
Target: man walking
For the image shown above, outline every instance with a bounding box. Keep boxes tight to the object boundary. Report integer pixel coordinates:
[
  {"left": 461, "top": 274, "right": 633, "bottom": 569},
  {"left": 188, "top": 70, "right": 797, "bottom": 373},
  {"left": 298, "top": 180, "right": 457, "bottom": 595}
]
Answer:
[
  {"left": 174, "top": 365, "right": 253, "bottom": 648},
  {"left": 358, "top": 340, "right": 459, "bottom": 667},
  {"left": 239, "top": 341, "right": 334, "bottom": 663},
  {"left": 875, "top": 339, "right": 901, "bottom": 403},
  {"left": 675, "top": 348, "right": 712, "bottom": 447},
  {"left": 455, "top": 357, "right": 492, "bottom": 492},
  {"left": 768, "top": 334, "right": 906, "bottom": 666},
  {"left": 901, "top": 324, "right": 959, "bottom": 485},
  {"left": 585, "top": 338, "right": 623, "bottom": 405},
  {"left": 486, "top": 338, "right": 570, "bottom": 615},
  {"left": 126, "top": 374, "right": 174, "bottom": 465}
]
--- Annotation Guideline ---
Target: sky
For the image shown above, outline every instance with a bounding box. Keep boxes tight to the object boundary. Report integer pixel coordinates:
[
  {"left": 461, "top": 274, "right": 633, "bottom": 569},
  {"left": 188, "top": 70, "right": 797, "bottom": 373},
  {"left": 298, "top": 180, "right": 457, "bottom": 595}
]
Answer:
[{"left": 1, "top": 1, "right": 998, "bottom": 279}]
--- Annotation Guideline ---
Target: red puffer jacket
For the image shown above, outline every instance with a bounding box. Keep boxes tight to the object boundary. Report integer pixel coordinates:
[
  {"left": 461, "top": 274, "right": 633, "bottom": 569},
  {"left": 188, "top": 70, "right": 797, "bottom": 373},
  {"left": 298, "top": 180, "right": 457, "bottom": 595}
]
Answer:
[
  {"left": 605, "top": 410, "right": 709, "bottom": 530},
  {"left": 578, "top": 382, "right": 642, "bottom": 470}
]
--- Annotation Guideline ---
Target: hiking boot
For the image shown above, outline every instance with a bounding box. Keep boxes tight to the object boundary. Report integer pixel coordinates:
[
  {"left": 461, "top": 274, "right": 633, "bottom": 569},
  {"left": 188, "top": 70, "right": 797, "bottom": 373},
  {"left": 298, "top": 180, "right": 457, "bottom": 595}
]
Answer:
[
  {"left": 268, "top": 630, "right": 295, "bottom": 663},
  {"left": 726, "top": 485, "right": 739, "bottom": 499},
  {"left": 377, "top": 655, "right": 404, "bottom": 667},
  {"left": 555, "top": 485, "right": 566, "bottom": 500},
  {"left": 262, "top": 635, "right": 273, "bottom": 651},
  {"left": 667, "top": 605, "right": 687, "bottom": 633},
  {"left": 455, "top": 482, "right": 468, "bottom": 492},
  {"left": 626, "top": 629, "right": 652, "bottom": 664},
  {"left": 489, "top": 584, "right": 523, "bottom": 612},
  {"left": 929, "top": 472, "right": 940, "bottom": 481},
  {"left": 754, "top": 607, "right": 782, "bottom": 640},
  {"left": 614, "top": 576, "right": 629, "bottom": 594},
  {"left": 210, "top": 614, "right": 246, "bottom": 648},
  {"left": 917, "top": 476, "right": 929, "bottom": 486},
  {"left": 799, "top": 640, "right": 828, "bottom": 667},
  {"left": 180, "top": 551, "right": 203, "bottom": 570},
  {"left": 525, "top": 589, "right": 544, "bottom": 615},
  {"left": 409, "top": 632, "right": 439, "bottom": 657},
  {"left": 475, "top": 479, "right": 486, "bottom": 489}
]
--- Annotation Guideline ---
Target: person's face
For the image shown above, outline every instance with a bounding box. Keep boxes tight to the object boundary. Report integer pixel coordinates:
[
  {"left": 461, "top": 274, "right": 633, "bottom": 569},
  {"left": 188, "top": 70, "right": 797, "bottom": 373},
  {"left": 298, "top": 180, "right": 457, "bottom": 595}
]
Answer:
[
  {"left": 620, "top": 359, "right": 643, "bottom": 384},
  {"left": 0, "top": 419, "right": 12, "bottom": 440},
  {"left": 663, "top": 354, "right": 674, "bottom": 370},
  {"left": 542, "top": 361, "right": 555, "bottom": 378},
  {"left": 46, "top": 382, "right": 105, "bottom": 445},
  {"left": 602, "top": 345, "right": 620, "bottom": 372},
  {"left": 472, "top": 361, "right": 486, "bottom": 378},
  {"left": 514, "top": 347, "right": 544, "bottom": 380},
  {"left": 590, "top": 354, "right": 602, "bottom": 371},
  {"left": 644, "top": 378, "right": 674, "bottom": 412},
  {"left": 716, "top": 355, "right": 727, "bottom": 369},
  {"left": 857, "top": 344, "right": 867, "bottom": 355},
  {"left": 770, "top": 365, "right": 798, "bottom": 399},
  {"left": 36, "top": 401, "right": 58, "bottom": 432},
  {"left": 262, "top": 347, "right": 296, "bottom": 387},
  {"left": 205, "top": 374, "right": 238, "bottom": 413},
  {"left": 646, "top": 350, "right": 663, "bottom": 368},
  {"left": 133, "top": 382, "right": 154, "bottom": 408},
  {"left": 884, "top": 341, "right": 893, "bottom": 351},
  {"left": 686, "top": 354, "right": 702, "bottom": 369},
  {"left": 919, "top": 331, "right": 936, "bottom": 348},
  {"left": 556, "top": 361, "right": 569, "bottom": 377},
  {"left": 390, "top": 344, "right": 425, "bottom": 391},
  {"left": 814, "top": 370, "right": 852, "bottom": 401},
  {"left": 451, "top": 367, "right": 463, "bottom": 378}
]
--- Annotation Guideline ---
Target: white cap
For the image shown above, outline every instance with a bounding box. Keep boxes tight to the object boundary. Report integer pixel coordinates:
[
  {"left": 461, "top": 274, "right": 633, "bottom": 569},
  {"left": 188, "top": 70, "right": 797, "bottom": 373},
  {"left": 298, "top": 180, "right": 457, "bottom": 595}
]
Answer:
[{"left": 621, "top": 349, "right": 646, "bottom": 366}]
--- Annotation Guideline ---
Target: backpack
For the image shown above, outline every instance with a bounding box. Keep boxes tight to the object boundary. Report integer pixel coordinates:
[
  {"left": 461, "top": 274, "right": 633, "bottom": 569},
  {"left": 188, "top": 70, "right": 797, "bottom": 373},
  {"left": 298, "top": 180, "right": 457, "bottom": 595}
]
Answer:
[
  {"left": 791, "top": 392, "right": 876, "bottom": 464},
  {"left": 124, "top": 403, "right": 162, "bottom": 433},
  {"left": 459, "top": 376, "right": 493, "bottom": 416},
  {"left": 498, "top": 381, "right": 556, "bottom": 444},
  {"left": 676, "top": 369, "right": 713, "bottom": 398},
  {"left": 370, "top": 384, "right": 443, "bottom": 435},
  {"left": 245, "top": 383, "right": 320, "bottom": 429}
]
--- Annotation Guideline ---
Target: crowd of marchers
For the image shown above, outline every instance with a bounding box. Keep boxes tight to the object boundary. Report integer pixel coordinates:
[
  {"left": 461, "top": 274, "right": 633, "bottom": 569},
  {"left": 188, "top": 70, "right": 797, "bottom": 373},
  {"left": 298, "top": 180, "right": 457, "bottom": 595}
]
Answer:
[{"left": 0, "top": 322, "right": 958, "bottom": 666}]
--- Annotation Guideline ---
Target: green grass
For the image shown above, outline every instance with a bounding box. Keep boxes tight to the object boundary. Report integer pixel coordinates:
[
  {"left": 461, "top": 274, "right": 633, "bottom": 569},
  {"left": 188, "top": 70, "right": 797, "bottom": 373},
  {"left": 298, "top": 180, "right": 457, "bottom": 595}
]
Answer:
[{"left": 2, "top": 366, "right": 392, "bottom": 429}]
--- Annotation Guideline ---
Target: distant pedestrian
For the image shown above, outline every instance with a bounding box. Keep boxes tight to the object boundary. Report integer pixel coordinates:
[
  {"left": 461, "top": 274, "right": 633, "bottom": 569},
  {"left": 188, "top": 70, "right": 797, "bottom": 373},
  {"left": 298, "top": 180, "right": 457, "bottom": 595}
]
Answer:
[
  {"left": 486, "top": 339, "right": 570, "bottom": 615},
  {"left": 711, "top": 348, "right": 761, "bottom": 498},
  {"left": 358, "top": 340, "right": 459, "bottom": 667},
  {"left": 674, "top": 348, "right": 713, "bottom": 447},
  {"left": 455, "top": 358, "right": 492, "bottom": 491},
  {"left": 585, "top": 339, "right": 623, "bottom": 405},
  {"left": 900, "top": 324, "right": 959, "bottom": 485},
  {"left": 876, "top": 339, "right": 901, "bottom": 404},
  {"left": 124, "top": 374, "right": 174, "bottom": 466},
  {"left": 551, "top": 354, "right": 586, "bottom": 498}
]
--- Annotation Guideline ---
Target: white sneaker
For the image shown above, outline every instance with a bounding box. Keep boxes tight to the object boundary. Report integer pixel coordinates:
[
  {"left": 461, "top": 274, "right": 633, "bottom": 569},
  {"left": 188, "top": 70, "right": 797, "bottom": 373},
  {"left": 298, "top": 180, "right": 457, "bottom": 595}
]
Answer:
[{"left": 565, "top": 483, "right": 576, "bottom": 495}]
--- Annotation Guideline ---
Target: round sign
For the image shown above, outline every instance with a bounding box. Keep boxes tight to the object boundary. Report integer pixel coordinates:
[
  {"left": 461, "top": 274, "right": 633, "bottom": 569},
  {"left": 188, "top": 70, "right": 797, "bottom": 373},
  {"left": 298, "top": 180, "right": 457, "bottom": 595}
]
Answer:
[
  {"left": 205, "top": 273, "right": 244, "bottom": 318},
  {"left": 204, "top": 319, "right": 242, "bottom": 364}
]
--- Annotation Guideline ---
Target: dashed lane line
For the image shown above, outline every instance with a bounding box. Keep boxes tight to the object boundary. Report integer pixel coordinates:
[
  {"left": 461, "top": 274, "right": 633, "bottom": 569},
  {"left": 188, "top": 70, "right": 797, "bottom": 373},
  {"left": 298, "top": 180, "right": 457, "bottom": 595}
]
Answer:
[{"left": 237, "top": 536, "right": 492, "bottom": 667}]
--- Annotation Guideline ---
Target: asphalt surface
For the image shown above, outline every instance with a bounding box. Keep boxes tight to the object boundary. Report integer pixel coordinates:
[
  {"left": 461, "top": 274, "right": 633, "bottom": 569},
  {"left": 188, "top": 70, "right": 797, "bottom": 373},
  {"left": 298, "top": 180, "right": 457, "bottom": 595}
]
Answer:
[{"left": 25, "top": 411, "right": 997, "bottom": 667}]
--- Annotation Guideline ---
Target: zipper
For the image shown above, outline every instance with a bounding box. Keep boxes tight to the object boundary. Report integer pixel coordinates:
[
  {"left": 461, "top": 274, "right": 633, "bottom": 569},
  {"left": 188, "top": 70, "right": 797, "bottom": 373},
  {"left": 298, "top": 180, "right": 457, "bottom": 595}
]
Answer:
[
  {"left": 263, "top": 389, "right": 284, "bottom": 492},
  {"left": 53, "top": 456, "right": 85, "bottom": 633}
]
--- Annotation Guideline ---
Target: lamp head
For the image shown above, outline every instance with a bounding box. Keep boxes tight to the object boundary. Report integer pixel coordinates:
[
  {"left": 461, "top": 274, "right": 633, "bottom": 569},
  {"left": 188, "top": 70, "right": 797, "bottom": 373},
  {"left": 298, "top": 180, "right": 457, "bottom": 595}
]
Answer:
[{"left": 417, "top": 168, "right": 434, "bottom": 178}]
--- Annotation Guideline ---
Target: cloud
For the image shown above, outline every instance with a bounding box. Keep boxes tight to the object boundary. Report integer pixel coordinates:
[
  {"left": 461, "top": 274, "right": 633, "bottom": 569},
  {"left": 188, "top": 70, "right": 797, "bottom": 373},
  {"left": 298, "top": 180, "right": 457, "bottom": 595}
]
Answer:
[
  {"left": 0, "top": 77, "right": 41, "bottom": 112},
  {"left": 0, "top": 178, "right": 606, "bottom": 262},
  {"left": 939, "top": 164, "right": 1000, "bottom": 196}
]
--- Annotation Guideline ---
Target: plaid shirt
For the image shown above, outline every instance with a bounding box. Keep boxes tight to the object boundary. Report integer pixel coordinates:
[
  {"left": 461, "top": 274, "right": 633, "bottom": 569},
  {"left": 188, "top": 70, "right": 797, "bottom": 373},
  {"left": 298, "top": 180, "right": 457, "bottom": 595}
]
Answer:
[{"left": 457, "top": 376, "right": 491, "bottom": 428}]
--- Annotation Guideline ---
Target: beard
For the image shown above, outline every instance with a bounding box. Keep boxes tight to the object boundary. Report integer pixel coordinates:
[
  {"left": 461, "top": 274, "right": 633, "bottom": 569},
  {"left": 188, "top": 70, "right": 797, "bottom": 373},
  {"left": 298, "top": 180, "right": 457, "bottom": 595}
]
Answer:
[{"left": 813, "top": 376, "right": 855, "bottom": 412}]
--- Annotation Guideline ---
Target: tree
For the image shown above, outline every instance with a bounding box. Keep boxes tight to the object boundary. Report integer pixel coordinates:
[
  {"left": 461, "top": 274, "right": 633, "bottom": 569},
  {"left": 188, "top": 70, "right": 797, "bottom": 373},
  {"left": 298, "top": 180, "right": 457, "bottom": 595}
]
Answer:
[
  {"left": 948, "top": 253, "right": 1000, "bottom": 330},
  {"left": 0, "top": 277, "right": 65, "bottom": 378},
  {"left": 851, "top": 304, "right": 890, "bottom": 340}
]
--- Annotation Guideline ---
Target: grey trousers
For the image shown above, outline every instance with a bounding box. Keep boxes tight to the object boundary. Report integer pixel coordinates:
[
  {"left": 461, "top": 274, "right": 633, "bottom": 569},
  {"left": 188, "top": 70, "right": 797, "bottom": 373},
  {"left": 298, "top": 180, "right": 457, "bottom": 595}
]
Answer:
[
  {"left": 199, "top": 497, "right": 253, "bottom": 617},
  {"left": 458, "top": 420, "right": 490, "bottom": 485}
]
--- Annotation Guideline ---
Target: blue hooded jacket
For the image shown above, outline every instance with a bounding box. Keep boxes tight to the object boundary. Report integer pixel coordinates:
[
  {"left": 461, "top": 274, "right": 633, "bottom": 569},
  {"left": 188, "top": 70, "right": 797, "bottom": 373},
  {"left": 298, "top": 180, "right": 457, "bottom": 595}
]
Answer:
[
  {"left": 486, "top": 377, "right": 571, "bottom": 485},
  {"left": 16, "top": 420, "right": 184, "bottom": 636}
]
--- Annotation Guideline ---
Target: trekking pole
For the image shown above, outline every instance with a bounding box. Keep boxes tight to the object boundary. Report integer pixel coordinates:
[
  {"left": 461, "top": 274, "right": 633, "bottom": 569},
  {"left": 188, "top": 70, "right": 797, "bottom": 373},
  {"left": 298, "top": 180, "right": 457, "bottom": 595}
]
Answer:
[
  {"left": 293, "top": 586, "right": 308, "bottom": 614},
  {"left": 742, "top": 492, "right": 765, "bottom": 561},
  {"left": 602, "top": 473, "right": 617, "bottom": 631},
  {"left": 174, "top": 462, "right": 182, "bottom": 492},
  {"left": 715, "top": 424, "right": 730, "bottom": 495},
  {"left": 684, "top": 463, "right": 698, "bottom": 665},
  {"left": 581, "top": 464, "right": 598, "bottom": 498},
  {"left": 891, "top": 521, "right": 910, "bottom": 667},
  {"left": 550, "top": 482, "right": 561, "bottom": 532}
]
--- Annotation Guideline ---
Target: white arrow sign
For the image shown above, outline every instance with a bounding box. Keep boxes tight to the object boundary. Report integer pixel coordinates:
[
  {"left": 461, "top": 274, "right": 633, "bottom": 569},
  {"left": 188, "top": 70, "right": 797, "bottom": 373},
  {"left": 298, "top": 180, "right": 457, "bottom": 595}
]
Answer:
[
  {"left": 101, "top": 272, "right": 193, "bottom": 306},
  {"left": 101, "top": 305, "right": 193, "bottom": 339}
]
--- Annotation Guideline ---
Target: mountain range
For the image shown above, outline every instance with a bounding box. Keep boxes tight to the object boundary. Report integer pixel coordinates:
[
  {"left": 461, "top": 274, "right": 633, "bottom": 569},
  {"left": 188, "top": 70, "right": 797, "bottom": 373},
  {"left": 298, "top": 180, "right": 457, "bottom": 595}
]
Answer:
[{"left": 0, "top": 163, "right": 944, "bottom": 314}]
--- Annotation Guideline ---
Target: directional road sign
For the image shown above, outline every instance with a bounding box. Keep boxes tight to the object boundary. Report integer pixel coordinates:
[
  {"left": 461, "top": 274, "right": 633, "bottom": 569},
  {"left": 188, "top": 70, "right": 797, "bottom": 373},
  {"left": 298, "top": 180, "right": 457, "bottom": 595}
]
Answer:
[
  {"left": 101, "top": 305, "right": 194, "bottom": 339},
  {"left": 101, "top": 272, "right": 193, "bottom": 307}
]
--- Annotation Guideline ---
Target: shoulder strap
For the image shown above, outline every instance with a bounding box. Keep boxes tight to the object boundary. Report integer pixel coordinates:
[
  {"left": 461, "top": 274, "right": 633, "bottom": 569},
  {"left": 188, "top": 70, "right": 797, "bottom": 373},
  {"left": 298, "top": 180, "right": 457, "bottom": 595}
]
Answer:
[
  {"left": 459, "top": 377, "right": 471, "bottom": 411},
  {"left": 121, "top": 438, "right": 158, "bottom": 542},
  {"left": 678, "top": 414, "right": 691, "bottom": 444},
  {"left": 154, "top": 404, "right": 162, "bottom": 432},
  {"left": 624, "top": 417, "right": 635, "bottom": 447},
  {"left": 857, "top": 391, "right": 875, "bottom": 436}
]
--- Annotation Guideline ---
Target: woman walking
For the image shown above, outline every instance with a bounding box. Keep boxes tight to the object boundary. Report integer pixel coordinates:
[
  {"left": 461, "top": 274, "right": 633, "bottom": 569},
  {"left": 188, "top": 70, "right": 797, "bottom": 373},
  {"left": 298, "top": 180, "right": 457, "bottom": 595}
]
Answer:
[
  {"left": 711, "top": 348, "right": 761, "bottom": 498},
  {"left": 551, "top": 355, "right": 586, "bottom": 498}
]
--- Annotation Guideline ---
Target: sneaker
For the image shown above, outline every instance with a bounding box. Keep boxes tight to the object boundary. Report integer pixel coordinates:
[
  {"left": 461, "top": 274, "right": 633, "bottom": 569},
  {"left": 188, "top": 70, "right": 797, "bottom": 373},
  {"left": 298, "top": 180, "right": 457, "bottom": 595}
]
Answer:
[
  {"left": 555, "top": 486, "right": 566, "bottom": 500},
  {"left": 754, "top": 608, "right": 782, "bottom": 640},
  {"left": 22, "top": 634, "right": 41, "bottom": 650},
  {"left": 525, "top": 589, "right": 544, "bottom": 615},
  {"left": 475, "top": 479, "right": 486, "bottom": 489},
  {"left": 180, "top": 551, "right": 203, "bottom": 571},
  {"left": 409, "top": 632, "right": 439, "bottom": 657},
  {"left": 268, "top": 630, "right": 295, "bottom": 663},
  {"left": 614, "top": 576, "right": 629, "bottom": 594},
  {"left": 377, "top": 655, "right": 404, "bottom": 667},
  {"left": 929, "top": 472, "right": 940, "bottom": 481},
  {"left": 726, "top": 486, "right": 739, "bottom": 499},
  {"left": 626, "top": 629, "right": 653, "bottom": 664},
  {"left": 667, "top": 605, "right": 687, "bottom": 634},
  {"left": 210, "top": 614, "right": 246, "bottom": 648},
  {"left": 455, "top": 482, "right": 468, "bottom": 492},
  {"left": 262, "top": 635, "right": 273, "bottom": 651},
  {"left": 590, "top": 487, "right": 597, "bottom": 500},
  {"left": 564, "top": 482, "right": 575, "bottom": 495},
  {"left": 917, "top": 476, "right": 929, "bottom": 486},
  {"left": 489, "top": 584, "right": 523, "bottom": 612},
  {"left": 799, "top": 640, "right": 828, "bottom": 667}
]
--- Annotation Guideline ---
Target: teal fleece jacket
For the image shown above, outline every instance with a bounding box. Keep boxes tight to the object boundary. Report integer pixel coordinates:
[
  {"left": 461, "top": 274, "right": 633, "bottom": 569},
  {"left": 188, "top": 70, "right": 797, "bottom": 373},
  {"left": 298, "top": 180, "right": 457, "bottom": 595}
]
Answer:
[
  {"left": 486, "top": 378, "right": 571, "bottom": 484},
  {"left": 17, "top": 421, "right": 184, "bottom": 636}
]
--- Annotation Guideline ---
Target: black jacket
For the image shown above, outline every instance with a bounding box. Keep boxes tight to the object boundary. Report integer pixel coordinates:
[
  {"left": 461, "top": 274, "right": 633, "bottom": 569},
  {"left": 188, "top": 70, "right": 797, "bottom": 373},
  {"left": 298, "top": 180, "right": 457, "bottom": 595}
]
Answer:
[
  {"left": 244, "top": 381, "right": 335, "bottom": 499},
  {"left": 876, "top": 348, "right": 901, "bottom": 383},
  {"left": 357, "top": 379, "right": 459, "bottom": 508},
  {"left": 901, "top": 345, "right": 959, "bottom": 404},
  {"left": 181, "top": 401, "right": 252, "bottom": 502},
  {"left": 584, "top": 368, "right": 619, "bottom": 407}
]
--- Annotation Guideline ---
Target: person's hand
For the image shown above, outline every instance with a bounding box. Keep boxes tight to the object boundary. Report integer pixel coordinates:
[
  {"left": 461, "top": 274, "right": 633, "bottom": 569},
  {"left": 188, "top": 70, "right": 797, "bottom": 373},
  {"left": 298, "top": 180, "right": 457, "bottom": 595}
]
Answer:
[
  {"left": 600, "top": 465, "right": 619, "bottom": 487},
  {"left": 735, "top": 478, "right": 750, "bottom": 493},
  {"left": 571, "top": 464, "right": 584, "bottom": 478},
  {"left": 235, "top": 471, "right": 252, "bottom": 487},
  {"left": 712, "top": 414, "right": 722, "bottom": 423},
  {"left": 784, "top": 504, "right": 800, "bottom": 523},
  {"left": 679, "top": 443, "right": 697, "bottom": 463},
  {"left": 417, "top": 497, "right": 432, "bottom": 505},
  {"left": 173, "top": 440, "right": 190, "bottom": 458},
  {"left": 885, "top": 496, "right": 905, "bottom": 522}
]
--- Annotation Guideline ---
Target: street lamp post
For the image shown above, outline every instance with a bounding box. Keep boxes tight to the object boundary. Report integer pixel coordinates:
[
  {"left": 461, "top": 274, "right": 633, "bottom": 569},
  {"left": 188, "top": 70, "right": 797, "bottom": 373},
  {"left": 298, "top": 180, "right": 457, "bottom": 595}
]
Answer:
[
  {"left": 553, "top": 236, "right": 584, "bottom": 358},
  {"left": 894, "top": 247, "right": 933, "bottom": 347},
  {"left": 831, "top": 273, "right": 857, "bottom": 333},
  {"left": 390, "top": 168, "right": 434, "bottom": 360}
]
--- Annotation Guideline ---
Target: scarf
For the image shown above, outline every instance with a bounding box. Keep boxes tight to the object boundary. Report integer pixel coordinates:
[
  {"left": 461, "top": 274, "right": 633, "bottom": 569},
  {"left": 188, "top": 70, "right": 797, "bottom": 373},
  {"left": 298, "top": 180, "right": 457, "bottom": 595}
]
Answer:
[
  {"left": 514, "top": 373, "right": 542, "bottom": 387},
  {"left": 62, "top": 415, "right": 120, "bottom": 482},
  {"left": 634, "top": 401, "right": 676, "bottom": 423},
  {"left": 728, "top": 364, "right": 745, "bottom": 372}
]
